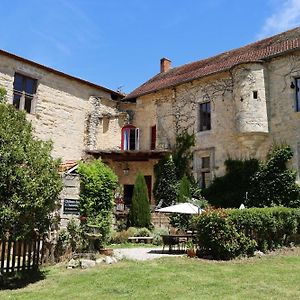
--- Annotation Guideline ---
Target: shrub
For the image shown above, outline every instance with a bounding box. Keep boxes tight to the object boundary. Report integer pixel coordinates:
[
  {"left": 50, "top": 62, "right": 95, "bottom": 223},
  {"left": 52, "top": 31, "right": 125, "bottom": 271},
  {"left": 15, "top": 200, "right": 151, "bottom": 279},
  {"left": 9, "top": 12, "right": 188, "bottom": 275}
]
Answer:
[
  {"left": 110, "top": 230, "right": 131, "bottom": 244},
  {"left": 194, "top": 207, "right": 300, "bottom": 260},
  {"left": 0, "top": 102, "right": 62, "bottom": 239},
  {"left": 247, "top": 145, "right": 300, "bottom": 207},
  {"left": 78, "top": 159, "right": 118, "bottom": 246},
  {"left": 229, "top": 207, "right": 300, "bottom": 250},
  {"left": 172, "top": 131, "right": 195, "bottom": 179},
  {"left": 203, "top": 158, "right": 259, "bottom": 208},
  {"left": 169, "top": 213, "right": 194, "bottom": 231},
  {"left": 152, "top": 228, "right": 168, "bottom": 245},
  {"left": 153, "top": 155, "right": 178, "bottom": 206},
  {"left": 195, "top": 210, "right": 256, "bottom": 260},
  {"left": 177, "top": 175, "right": 191, "bottom": 203},
  {"left": 128, "top": 172, "right": 151, "bottom": 228},
  {"left": 126, "top": 227, "right": 138, "bottom": 237},
  {"left": 135, "top": 227, "right": 151, "bottom": 237}
]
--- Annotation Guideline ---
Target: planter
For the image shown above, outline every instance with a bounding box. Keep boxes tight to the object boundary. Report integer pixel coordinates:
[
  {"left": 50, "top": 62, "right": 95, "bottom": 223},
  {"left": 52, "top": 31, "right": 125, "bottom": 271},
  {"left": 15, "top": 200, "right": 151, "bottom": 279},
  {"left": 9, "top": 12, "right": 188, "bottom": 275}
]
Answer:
[{"left": 187, "top": 248, "right": 197, "bottom": 258}]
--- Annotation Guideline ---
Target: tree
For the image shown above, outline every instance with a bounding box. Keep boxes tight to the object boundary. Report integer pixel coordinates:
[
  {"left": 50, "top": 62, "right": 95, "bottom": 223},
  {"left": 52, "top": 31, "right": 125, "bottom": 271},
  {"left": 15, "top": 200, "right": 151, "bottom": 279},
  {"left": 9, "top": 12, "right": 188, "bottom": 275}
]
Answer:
[
  {"left": 153, "top": 155, "right": 178, "bottom": 207},
  {"left": 177, "top": 175, "right": 191, "bottom": 203},
  {"left": 0, "top": 102, "right": 62, "bottom": 239},
  {"left": 77, "top": 159, "right": 118, "bottom": 244},
  {"left": 128, "top": 172, "right": 151, "bottom": 228},
  {"left": 247, "top": 145, "right": 300, "bottom": 207},
  {"left": 0, "top": 87, "right": 7, "bottom": 103}
]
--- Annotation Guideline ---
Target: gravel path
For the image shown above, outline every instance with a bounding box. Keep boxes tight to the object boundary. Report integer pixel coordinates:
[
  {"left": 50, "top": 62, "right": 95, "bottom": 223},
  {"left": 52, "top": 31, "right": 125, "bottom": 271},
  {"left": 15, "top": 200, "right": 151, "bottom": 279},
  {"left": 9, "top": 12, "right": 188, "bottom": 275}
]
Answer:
[{"left": 114, "top": 248, "right": 184, "bottom": 261}]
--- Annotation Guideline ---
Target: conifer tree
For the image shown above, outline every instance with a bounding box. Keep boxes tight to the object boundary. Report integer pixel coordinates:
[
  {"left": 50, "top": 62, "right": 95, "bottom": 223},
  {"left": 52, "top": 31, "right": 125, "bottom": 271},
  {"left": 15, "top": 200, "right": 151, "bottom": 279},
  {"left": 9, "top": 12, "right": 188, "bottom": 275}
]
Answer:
[
  {"left": 128, "top": 172, "right": 151, "bottom": 228},
  {"left": 153, "top": 155, "right": 178, "bottom": 207},
  {"left": 177, "top": 175, "right": 191, "bottom": 203}
]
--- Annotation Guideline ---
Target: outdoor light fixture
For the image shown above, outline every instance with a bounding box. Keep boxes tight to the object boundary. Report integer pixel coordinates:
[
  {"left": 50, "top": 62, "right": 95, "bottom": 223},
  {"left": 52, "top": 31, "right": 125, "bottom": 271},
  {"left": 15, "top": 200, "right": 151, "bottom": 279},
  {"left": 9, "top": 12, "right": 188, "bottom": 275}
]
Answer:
[
  {"left": 123, "top": 163, "right": 130, "bottom": 175},
  {"left": 290, "top": 81, "right": 295, "bottom": 89}
]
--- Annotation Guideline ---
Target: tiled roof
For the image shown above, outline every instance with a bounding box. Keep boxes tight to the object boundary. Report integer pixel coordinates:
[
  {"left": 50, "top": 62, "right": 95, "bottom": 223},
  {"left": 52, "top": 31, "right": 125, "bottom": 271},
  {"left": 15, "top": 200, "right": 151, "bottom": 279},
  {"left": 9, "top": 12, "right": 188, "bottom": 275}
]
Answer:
[
  {"left": 125, "top": 27, "right": 300, "bottom": 100},
  {"left": 58, "top": 160, "right": 78, "bottom": 173}
]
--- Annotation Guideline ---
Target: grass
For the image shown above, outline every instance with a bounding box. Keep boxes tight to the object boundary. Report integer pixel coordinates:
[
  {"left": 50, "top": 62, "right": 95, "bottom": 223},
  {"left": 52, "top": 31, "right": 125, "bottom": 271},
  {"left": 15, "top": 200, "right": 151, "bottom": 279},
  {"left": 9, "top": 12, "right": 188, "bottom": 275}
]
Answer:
[{"left": 1, "top": 248, "right": 300, "bottom": 300}]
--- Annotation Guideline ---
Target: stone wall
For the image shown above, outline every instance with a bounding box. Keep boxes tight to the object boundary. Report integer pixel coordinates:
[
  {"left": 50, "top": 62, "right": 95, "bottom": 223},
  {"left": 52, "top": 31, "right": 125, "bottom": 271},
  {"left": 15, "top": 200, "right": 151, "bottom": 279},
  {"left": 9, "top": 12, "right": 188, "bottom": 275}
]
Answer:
[
  {"left": 104, "top": 158, "right": 158, "bottom": 205},
  {"left": 0, "top": 54, "right": 121, "bottom": 162},
  {"left": 59, "top": 173, "right": 80, "bottom": 228},
  {"left": 134, "top": 50, "right": 300, "bottom": 182}
]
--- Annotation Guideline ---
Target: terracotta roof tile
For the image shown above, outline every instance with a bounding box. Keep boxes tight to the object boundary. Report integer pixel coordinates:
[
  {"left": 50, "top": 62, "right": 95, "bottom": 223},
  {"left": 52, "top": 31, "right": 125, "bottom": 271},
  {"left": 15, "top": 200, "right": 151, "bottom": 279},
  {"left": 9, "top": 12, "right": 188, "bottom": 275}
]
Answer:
[
  {"left": 58, "top": 160, "right": 78, "bottom": 173},
  {"left": 125, "top": 27, "right": 300, "bottom": 100}
]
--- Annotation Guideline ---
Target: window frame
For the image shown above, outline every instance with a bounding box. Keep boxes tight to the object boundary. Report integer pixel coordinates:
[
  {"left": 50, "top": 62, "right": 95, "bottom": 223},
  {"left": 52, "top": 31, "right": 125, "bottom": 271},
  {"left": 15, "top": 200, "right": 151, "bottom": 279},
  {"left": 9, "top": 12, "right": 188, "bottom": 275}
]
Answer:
[
  {"left": 13, "top": 72, "right": 37, "bottom": 114},
  {"left": 121, "top": 125, "right": 140, "bottom": 150},
  {"left": 199, "top": 101, "right": 211, "bottom": 132}
]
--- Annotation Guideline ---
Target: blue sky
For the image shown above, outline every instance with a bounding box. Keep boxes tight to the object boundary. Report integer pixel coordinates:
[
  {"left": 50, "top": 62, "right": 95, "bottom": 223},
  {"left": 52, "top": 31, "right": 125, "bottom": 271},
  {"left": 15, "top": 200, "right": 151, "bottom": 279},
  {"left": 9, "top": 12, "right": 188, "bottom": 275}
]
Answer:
[{"left": 1, "top": 0, "right": 300, "bottom": 94}]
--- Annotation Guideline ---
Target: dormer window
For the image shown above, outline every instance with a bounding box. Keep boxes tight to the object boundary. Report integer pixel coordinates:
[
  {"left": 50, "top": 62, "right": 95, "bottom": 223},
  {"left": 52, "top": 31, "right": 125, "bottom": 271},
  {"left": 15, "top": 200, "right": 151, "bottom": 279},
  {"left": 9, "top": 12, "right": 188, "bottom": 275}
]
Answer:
[{"left": 121, "top": 125, "right": 139, "bottom": 150}]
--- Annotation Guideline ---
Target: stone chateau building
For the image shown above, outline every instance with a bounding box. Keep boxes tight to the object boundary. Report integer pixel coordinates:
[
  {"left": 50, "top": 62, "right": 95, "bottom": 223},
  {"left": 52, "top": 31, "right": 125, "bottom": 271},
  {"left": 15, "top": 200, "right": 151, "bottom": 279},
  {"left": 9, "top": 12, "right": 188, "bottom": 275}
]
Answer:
[{"left": 1, "top": 27, "right": 300, "bottom": 221}]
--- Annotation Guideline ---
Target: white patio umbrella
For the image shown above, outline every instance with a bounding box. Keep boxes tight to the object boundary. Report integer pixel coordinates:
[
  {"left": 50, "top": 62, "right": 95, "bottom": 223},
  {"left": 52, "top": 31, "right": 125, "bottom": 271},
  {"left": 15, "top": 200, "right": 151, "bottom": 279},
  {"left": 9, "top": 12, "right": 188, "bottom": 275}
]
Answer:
[{"left": 155, "top": 202, "right": 204, "bottom": 215}]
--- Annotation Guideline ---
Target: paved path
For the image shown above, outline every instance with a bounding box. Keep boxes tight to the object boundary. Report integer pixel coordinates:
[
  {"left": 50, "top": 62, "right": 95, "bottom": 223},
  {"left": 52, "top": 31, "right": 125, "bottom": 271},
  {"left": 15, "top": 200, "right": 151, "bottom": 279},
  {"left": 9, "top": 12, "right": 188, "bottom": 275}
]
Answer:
[{"left": 114, "top": 248, "right": 184, "bottom": 261}]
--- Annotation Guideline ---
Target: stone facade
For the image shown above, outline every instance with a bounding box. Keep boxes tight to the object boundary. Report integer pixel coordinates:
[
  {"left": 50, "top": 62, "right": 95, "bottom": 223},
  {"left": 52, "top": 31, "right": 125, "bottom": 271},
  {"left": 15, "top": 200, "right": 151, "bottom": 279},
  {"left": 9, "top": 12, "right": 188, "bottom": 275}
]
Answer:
[
  {"left": 0, "top": 52, "right": 123, "bottom": 162},
  {"left": 132, "top": 51, "right": 300, "bottom": 185},
  {"left": 2, "top": 28, "right": 300, "bottom": 220}
]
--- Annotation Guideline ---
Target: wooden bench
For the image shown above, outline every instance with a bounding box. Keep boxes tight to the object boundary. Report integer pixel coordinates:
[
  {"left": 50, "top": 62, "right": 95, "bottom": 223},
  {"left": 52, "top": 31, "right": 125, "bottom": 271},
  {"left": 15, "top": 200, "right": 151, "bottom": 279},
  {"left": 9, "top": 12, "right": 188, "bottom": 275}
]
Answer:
[{"left": 128, "top": 237, "right": 153, "bottom": 244}]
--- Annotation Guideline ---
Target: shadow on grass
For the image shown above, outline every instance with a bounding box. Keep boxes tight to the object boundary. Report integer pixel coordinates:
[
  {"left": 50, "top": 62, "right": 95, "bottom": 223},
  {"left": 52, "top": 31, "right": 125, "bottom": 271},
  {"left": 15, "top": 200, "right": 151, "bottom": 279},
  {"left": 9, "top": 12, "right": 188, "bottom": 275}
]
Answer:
[
  {"left": 148, "top": 249, "right": 186, "bottom": 255},
  {"left": 0, "top": 269, "right": 48, "bottom": 290}
]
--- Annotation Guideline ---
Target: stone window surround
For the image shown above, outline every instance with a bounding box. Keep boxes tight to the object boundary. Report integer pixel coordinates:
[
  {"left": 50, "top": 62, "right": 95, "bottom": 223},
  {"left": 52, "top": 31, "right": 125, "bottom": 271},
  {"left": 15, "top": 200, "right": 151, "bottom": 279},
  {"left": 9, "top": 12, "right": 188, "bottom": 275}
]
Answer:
[
  {"left": 193, "top": 147, "right": 215, "bottom": 188},
  {"left": 198, "top": 101, "right": 211, "bottom": 132},
  {"left": 13, "top": 70, "right": 40, "bottom": 114}
]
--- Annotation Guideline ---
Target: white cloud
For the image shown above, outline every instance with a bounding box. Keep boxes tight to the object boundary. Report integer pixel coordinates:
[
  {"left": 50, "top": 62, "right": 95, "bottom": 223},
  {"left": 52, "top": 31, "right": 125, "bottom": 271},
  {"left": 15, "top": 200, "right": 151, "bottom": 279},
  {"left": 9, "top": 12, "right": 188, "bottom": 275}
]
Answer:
[{"left": 258, "top": 0, "right": 300, "bottom": 38}]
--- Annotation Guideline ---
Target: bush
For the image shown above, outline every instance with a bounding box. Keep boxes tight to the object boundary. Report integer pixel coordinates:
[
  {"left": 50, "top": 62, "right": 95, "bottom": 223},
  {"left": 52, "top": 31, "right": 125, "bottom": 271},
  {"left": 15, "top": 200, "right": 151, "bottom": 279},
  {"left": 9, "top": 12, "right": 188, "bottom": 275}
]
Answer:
[
  {"left": 135, "top": 227, "right": 151, "bottom": 237},
  {"left": 194, "top": 207, "right": 300, "bottom": 260},
  {"left": 177, "top": 175, "right": 191, "bottom": 203},
  {"left": 153, "top": 155, "right": 178, "bottom": 206},
  {"left": 229, "top": 207, "right": 300, "bottom": 251},
  {"left": 0, "top": 102, "right": 62, "bottom": 239},
  {"left": 195, "top": 210, "right": 256, "bottom": 260},
  {"left": 247, "top": 145, "right": 300, "bottom": 207},
  {"left": 169, "top": 213, "right": 194, "bottom": 231},
  {"left": 203, "top": 158, "right": 259, "bottom": 208},
  {"left": 128, "top": 172, "right": 151, "bottom": 228},
  {"left": 77, "top": 159, "right": 118, "bottom": 246},
  {"left": 172, "top": 131, "right": 195, "bottom": 179},
  {"left": 152, "top": 228, "right": 168, "bottom": 245},
  {"left": 110, "top": 230, "right": 131, "bottom": 244}
]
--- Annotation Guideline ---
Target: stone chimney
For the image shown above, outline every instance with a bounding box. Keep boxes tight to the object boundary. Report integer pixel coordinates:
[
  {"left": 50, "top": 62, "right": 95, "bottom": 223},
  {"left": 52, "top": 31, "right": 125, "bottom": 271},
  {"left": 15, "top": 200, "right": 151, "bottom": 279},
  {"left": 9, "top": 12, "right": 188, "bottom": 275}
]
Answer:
[{"left": 160, "top": 57, "right": 171, "bottom": 73}]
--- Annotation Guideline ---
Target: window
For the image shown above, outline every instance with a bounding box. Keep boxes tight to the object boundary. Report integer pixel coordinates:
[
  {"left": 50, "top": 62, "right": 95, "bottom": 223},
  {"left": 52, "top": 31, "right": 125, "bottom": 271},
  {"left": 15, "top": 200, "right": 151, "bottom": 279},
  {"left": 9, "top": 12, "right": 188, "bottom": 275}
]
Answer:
[
  {"left": 296, "top": 78, "right": 300, "bottom": 112},
  {"left": 253, "top": 91, "right": 258, "bottom": 99},
  {"left": 121, "top": 125, "right": 139, "bottom": 150},
  {"left": 199, "top": 102, "right": 211, "bottom": 131},
  {"left": 13, "top": 73, "right": 37, "bottom": 113},
  {"left": 150, "top": 125, "right": 156, "bottom": 150},
  {"left": 201, "top": 156, "right": 211, "bottom": 189}
]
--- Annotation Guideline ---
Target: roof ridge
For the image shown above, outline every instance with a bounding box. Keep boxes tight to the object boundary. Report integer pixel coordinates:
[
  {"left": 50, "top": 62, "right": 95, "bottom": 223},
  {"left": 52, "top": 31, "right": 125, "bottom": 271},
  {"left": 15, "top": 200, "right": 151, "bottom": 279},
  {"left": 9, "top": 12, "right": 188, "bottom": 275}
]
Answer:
[{"left": 125, "top": 26, "right": 300, "bottom": 100}]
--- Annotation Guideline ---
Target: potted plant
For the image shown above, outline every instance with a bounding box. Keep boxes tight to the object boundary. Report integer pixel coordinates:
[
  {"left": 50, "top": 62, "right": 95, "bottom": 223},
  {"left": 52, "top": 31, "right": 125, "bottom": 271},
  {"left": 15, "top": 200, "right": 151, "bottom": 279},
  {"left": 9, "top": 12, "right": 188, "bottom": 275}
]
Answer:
[{"left": 186, "top": 241, "right": 197, "bottom": 258}]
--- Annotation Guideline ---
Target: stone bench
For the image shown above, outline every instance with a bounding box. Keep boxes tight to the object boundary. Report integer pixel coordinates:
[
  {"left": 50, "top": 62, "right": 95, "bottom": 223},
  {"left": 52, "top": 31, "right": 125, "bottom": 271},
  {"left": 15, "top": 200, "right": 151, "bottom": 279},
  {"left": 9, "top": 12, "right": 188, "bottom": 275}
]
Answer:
[{"left": 128, "top": 236, "right": 153, "bottom": 244}]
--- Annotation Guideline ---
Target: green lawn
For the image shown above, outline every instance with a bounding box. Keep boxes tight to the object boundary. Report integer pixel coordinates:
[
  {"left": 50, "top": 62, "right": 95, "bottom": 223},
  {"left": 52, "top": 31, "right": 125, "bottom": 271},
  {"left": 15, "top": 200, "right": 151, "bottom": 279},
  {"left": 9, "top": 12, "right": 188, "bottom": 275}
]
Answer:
[{"left": 1, "top": 248, "right": 300, "bottom": 300}]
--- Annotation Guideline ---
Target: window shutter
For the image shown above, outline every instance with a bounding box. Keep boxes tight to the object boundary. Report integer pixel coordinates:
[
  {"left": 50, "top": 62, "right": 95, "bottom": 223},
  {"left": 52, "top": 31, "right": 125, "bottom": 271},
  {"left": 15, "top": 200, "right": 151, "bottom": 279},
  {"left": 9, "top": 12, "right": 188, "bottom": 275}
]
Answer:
[
  {"left": 135, "top": 128, "right": 140, "bottom": 150},
  {"left": 150, "top": 125, "right": 156, "bottom": 150}
]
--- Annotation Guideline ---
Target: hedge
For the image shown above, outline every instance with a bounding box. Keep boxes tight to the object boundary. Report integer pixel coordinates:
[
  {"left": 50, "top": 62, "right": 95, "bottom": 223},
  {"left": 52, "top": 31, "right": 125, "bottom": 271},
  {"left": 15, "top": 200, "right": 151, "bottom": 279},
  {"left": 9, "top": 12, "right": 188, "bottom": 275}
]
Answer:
[{"left": 194, "top": 207, "right": 300, "bottom": 260}]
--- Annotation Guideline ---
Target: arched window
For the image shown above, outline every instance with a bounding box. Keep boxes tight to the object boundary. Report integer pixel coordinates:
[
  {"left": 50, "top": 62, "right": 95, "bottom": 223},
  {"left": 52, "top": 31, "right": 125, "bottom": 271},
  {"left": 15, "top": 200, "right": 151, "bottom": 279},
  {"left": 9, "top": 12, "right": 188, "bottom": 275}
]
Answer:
[{"left": 121, "top": 125, "right": 139, "bottom": 150}]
